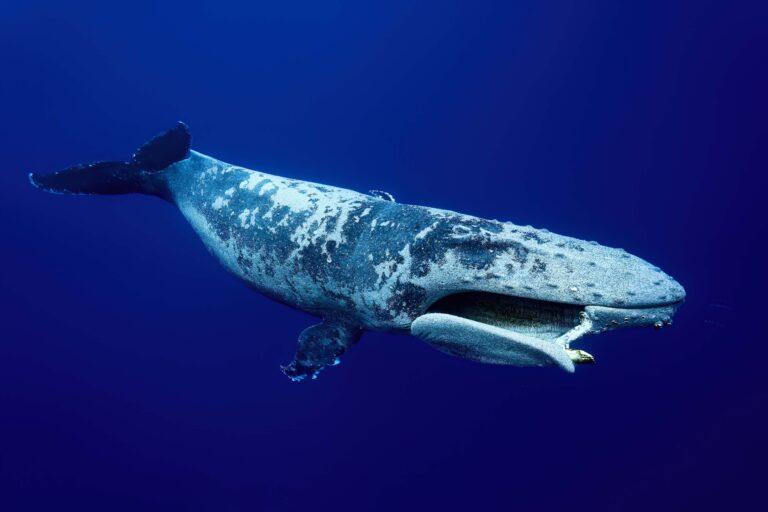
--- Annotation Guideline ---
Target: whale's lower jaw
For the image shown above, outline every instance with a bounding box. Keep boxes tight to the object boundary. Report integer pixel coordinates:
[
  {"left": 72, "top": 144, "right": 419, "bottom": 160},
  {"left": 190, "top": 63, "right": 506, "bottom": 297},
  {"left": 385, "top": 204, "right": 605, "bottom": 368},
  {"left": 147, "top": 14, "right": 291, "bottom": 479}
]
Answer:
[{"left": 410, "top": 292, "right": 682, "bottom": 371}]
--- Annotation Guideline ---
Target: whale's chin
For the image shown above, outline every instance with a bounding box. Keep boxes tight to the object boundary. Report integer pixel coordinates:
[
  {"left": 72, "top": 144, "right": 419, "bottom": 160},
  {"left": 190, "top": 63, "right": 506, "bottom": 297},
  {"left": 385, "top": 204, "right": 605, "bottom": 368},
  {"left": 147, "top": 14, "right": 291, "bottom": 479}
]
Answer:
[{"left": 411, "top": 292, "right": 682, "bottom": 371}]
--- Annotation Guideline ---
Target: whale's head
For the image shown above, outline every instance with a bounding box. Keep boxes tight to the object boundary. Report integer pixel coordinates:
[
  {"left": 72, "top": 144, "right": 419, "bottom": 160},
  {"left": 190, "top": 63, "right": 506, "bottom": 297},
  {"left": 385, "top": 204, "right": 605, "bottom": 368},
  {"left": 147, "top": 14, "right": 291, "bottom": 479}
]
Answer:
[{"left": 407, "top": 218, "right": 685, "bottom": 372}]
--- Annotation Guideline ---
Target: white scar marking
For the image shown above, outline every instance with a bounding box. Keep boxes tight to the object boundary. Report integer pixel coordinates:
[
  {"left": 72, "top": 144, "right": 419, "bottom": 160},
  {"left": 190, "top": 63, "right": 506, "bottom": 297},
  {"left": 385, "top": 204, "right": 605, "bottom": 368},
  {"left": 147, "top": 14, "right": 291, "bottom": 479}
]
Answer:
[
  {"left": 212, "top": 196, "right": 228, "bottom": 210},
  {"left": 372, "top": 244, "right": 412, "bottom": 287},
  {"left": 238, "top": 209, "right": 250, "bottom": 227},
  {"left": 239, "top": 208, "right": 263, "bottom": 228},
  {"left": 259, "top": 182, "right": 277, "bottom": 196},
  {"left": 239, "top": 173, "right": 268, "bottom": 191},
  {"left": 288, "top": 193, "right": 360, "bottom": 257},
  {"left": 415, "top": 221, "right": 439, "bottom": 240},
  {"left": 269, "top": 185, "right": 314, "bottom": 212}
]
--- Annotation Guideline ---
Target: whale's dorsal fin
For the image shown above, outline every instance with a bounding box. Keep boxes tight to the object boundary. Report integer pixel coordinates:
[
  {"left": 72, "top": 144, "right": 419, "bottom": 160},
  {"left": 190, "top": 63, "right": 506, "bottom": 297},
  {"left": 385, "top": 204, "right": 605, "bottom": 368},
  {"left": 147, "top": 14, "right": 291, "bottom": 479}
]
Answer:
[
  {"left": 132, "top": 121, "right": 191, "bottom": 171},
  {"left": 369, "top": 189, "right": 396, "bottom": 202}
]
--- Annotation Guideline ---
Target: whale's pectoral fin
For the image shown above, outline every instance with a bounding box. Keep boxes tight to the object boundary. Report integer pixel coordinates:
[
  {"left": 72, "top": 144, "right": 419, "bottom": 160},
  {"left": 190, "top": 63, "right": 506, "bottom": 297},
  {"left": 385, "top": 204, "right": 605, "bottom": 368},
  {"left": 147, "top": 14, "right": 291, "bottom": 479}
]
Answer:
[{"left": 281, "top": 319, "right": 362, "bottom": 381}]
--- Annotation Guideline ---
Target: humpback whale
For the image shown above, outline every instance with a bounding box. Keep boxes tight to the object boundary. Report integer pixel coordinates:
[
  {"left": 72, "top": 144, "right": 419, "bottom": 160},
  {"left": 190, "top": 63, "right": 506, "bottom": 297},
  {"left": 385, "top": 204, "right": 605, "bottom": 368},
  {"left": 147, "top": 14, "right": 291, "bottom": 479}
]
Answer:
[{"left": 30, "top": 123, "right": 685, "bottom": 380}]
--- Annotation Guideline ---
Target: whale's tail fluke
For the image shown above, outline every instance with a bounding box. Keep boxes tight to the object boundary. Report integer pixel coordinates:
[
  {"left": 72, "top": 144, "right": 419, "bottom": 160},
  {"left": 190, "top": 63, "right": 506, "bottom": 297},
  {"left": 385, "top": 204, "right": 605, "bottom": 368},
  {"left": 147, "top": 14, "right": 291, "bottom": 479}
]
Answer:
[{"left": 29, "top": 122, "right": 190, "bottom": 196}]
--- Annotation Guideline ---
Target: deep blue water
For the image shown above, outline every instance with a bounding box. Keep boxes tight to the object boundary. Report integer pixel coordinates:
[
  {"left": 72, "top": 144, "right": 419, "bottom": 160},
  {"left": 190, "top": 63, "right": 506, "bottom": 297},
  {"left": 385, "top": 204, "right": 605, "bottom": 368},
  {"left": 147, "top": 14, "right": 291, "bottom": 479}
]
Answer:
[{"left": 1, "top": 1, "right": 766, "bottom": 510}]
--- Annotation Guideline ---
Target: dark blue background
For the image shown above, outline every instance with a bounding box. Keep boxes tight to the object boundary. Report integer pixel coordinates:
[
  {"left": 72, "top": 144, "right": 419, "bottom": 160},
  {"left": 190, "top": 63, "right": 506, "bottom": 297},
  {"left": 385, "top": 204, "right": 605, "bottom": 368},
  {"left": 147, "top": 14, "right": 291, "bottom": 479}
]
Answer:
[{"left": 1, "top": 1, "right": 765, "bottom": 510}]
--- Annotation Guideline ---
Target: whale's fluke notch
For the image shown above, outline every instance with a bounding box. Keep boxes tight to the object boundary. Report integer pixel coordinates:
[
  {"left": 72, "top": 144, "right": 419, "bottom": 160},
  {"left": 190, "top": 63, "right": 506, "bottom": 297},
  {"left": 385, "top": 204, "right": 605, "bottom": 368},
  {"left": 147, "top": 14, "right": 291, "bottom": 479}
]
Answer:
[{"left": 29, "top": 122, "right": 191, "bottom": 196}]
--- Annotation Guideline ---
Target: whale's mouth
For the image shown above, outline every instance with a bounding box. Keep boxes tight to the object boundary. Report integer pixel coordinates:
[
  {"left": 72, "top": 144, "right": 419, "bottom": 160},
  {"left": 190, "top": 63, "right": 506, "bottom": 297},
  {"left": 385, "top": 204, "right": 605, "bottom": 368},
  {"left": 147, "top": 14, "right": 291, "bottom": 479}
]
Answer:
[
  {"left": 411, "top": 292, "right": 681, "bottom": 371},
  {"left": 427, "top": 293, "right": 584, "bottom": 341}
]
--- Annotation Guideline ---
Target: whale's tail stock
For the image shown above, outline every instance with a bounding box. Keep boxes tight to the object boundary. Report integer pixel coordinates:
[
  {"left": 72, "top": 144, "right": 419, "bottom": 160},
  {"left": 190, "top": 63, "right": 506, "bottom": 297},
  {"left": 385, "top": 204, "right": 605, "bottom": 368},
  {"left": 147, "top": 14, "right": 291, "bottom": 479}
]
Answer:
[{"left": 29, "top": 122, "right": 190, "bottom": 196}]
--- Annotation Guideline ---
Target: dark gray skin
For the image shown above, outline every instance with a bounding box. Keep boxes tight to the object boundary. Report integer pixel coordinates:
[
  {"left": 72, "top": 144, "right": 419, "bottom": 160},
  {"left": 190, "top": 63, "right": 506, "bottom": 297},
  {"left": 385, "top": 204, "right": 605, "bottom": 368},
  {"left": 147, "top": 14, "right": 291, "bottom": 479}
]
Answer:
[{"left": 30, "top": 124, "right": 686, "bottom": 380}]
